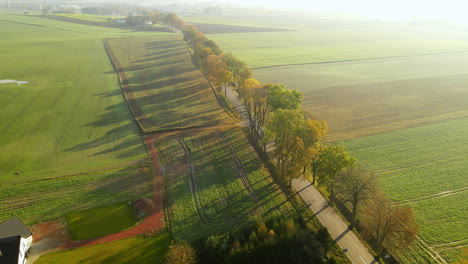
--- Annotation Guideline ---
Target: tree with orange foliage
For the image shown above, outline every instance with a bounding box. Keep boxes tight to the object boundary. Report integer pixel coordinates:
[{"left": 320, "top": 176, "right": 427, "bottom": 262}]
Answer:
[{"left": 363, "top": 197, "right": 418, "bottom": 256}]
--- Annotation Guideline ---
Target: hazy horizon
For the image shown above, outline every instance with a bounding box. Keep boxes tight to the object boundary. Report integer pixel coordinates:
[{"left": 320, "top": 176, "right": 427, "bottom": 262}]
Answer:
[{"left": 219, "top": 0, "right": 468, "bottom": 25}]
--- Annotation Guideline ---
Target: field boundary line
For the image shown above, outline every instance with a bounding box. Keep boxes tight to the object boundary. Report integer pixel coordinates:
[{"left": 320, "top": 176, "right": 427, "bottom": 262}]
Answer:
[{"left": 252, "top": 50, "right": 468, "bottom": 70}]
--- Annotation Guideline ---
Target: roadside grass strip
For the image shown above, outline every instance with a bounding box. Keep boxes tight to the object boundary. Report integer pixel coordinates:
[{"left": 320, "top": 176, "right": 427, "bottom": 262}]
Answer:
[
  {"left": 66, "top": 201, "right": 135, "bottom": 240},
  {"left": 35, "top": 230, "right": 170, "bottom": 264},
  {"left": 0, "top": 167, "right": 151, "bottom": 225},
  {"left": 157, "top": 128, "right": 293, "bottom": 241},
  {"left": 105, "top": 35, "right": 233, "bottom": 132},
  {"left": 339, "top": 118, "right": 468, "bottom": 263}
]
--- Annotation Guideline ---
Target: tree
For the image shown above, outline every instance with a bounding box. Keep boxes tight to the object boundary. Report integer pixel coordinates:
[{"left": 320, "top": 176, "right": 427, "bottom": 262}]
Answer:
[
  {"left": 243, "top": 82, "right": 270, "bottom": 145},
  {"left": 265, "top": 84, "right": 302, "bottom": 110},
  {"left": 363, "top": 198, "right": 418, "bottom": 256},
  {"left": 222, "top": 53, "right": 246, "bottom": 88},
  {"left": 299, "top": 118, "right": 328, "bottom": 180},
  {"left": 217, "top": 69, "right": 232, "bottom": 96},
  {"left": 335, "top": 166, "right": 379, "bottom": 227},
  {"left": 204, "top": 40, "right": 222, "bottom": 55},
  {"left": 164, "top": 241, "right": 198, "bottom": 264},
  {"left": 317, "top": 145, "right": 356, "bottom": 201},
  {"left": 265, "top": 109, "right": 308, "bottom": 185}
]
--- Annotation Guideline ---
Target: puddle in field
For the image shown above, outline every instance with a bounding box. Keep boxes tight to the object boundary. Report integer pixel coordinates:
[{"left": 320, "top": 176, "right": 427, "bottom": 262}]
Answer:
[{"left": 0, "top": 79, "right": 29, "bottom": 86}]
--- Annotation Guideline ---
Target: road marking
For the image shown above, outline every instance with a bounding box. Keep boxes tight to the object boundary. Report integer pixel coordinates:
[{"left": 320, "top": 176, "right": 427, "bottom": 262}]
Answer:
[{"left": 360, "top": 256, "right": 367, "bottom": 264}]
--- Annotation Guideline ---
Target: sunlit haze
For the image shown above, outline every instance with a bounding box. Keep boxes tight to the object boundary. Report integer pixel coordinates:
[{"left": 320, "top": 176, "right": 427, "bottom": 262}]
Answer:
[{"left": 228, "top": 0, "right": 468, "bottom": 25}]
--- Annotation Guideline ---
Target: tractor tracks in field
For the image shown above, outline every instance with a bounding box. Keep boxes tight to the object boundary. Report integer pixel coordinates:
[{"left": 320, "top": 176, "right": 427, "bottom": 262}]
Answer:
[
  {"left": 177, "top": 136, "right": 212, "bottom": 224},
  {"left": 215, "top": 130, "right": 258, "bottom": 202},
  {"left": 393, "top": 186, "right": 468, "bottom": 205}
]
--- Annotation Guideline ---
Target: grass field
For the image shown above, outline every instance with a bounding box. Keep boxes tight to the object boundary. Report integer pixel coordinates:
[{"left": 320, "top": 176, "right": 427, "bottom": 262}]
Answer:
[
  {"left": 157, "top": 128, "right": 294, "bottom": 241},
  {"left": 339, "top": 117, "right": 468, "bottom": 262},
  {"left": 35, "top": 230, "right": 171, "bottom": 264},
  {"left": 256, "top": 52, "right": 468, "bottom": 142},
  {"left": 105, "top": 35, "right": 233, "bottom": 132},
  {"left": 66, "top": 202, "right": 135, "bottom": 240},
  {"left": 201, "top": 20, "right": 468, "bottom": 68},
  {"left": 0, "top": 15, "right": 172, "bottom": 180},
  {"left": 0, "top": 166, "right": 151, "bottom": 224}
]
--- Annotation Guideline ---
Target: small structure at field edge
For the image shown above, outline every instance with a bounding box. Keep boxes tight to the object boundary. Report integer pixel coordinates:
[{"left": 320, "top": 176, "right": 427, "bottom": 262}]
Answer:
[{"left": 0, "top": 217, "right": 33, "bottom": 264}]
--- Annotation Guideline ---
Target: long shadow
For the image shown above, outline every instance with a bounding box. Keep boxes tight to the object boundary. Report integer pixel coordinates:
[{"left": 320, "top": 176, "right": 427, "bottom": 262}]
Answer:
[{"left": 333, "top": 228, "right": 351, "bottom": 243}]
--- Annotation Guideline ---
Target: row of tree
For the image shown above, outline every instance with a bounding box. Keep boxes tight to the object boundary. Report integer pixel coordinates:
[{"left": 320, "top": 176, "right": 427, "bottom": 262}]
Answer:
[
  {"left": 178, "top": 17, "right": 418, "bottom": 259},
  {"left": 183, "top": 26, "right": 253, "bottom": 96}
]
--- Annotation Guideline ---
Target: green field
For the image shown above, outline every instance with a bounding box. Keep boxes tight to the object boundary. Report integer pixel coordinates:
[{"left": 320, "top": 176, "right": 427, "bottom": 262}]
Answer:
[
  {"left": 0, "top": 166, "right": 151, "bottom": 224},
  {"left": 195, "top": 16, "right": 468, "bottom": 68},
  {"left": 339, "top": 118, "right": 468, "bottom": 262},
  {"left": 66, "top": 202, "right": 135, "bottom": 240},
  {"left": 106, "top": 35, "right": 233, "bottom": 132},
  {"left": 255, "top": 52, "right": 468, "bottom": 141},
  {"left": 0, "top": 14, "right": 171, "bottom": 225},
  {"left": 36, "top": 230, "right": 171, "bottom": 264},
  {"left": 157, "top": 128, "right": 294, "bottom": 241},
  {"left": 0, "top": 15, "right": 172, "bottom": 180}
]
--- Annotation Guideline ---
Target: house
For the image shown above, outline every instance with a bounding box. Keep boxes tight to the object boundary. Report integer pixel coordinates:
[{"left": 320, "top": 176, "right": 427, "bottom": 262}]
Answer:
[{"left": 0, "top": 218, "right": 32, "bottom": 264}]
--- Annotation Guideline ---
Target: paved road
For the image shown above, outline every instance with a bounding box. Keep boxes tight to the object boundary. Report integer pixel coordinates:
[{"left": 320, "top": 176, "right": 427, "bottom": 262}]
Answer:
[
  {"left": 292, "top": 178, "right": 377, "bottom": 264},
  {"left": 224, "top": 86, "right": 249, "bottom": 127}
]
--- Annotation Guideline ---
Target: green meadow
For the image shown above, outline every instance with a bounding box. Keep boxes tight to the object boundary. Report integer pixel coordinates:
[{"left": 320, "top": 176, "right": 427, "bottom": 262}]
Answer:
[
  {"left": 157, "top": 128, "right": 294, "bottom": 241},
  {"left": 36, "top": 230, "right": 171, "bottom": 264},
  {"left": 66, "top": 202, "right": 135, "bottom": 240},
  {"left": 339, "top": 118, "right": 468, "bottom": 262},
  {"left": 195, "top": 15, "right": 468, "bottom": 68},
  {"left": 0, "top": 15, "right": 172, "bottom": 180}
]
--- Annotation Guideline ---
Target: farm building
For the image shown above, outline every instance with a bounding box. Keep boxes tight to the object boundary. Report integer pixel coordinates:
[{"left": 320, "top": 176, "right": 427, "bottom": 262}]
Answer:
[
  {"left": 114, "top": 19, "right": 126, "bottom": 24},
  {"left": 0, "top": 218, "right": 32, "bottom": 264}
]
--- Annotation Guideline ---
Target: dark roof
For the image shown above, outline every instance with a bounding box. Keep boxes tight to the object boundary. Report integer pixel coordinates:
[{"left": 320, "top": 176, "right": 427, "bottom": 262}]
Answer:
[
  {"left": 0, "top": 235, "right": 20, "bottom": 264},
  {"left": 0, "top": 217, "right": 32, "bottom": 239}
]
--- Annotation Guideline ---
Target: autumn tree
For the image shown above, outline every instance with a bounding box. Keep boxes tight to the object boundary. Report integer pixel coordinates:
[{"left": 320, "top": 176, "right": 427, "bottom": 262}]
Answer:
[
  {"left": 316, "top": 145, "right": 356, "bottom": 201},
  {"left": 363, "top": 198, "right": 418, "bottom": 256},
  {"left": 335, "top": 166, "right": 379, "bottom": 227},
  {"left": 299, "top": 118, "right": 328, "bottom": 180},
  {"left": 243, "top": 80, "right": 269, "bottom": 143},
  {"left": 164, "top": 241, "right": 198, "bottom": 264},
  {"left": 222, "top": 53, "right": 248, "bottom": 88},
  {"left": 204, "top": 40, "right": 222, "bottom": 55},
  {"left": 265, "top": 109, "right": 305, "bottom": 184},
  {"left": 265, "top": 84, "right": 302, "bottom": 110},
  {"left": 217, "top": 69, "right": 232, "bottom": 96}
]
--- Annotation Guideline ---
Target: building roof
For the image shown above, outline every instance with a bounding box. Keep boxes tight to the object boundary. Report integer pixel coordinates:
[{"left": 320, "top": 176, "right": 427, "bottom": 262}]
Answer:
[
  {"left": 0, "top": 217, "right": 32, "bottom": 239},
  {"left": 0, "top": 235, "right": 20, "bottom": 264}
]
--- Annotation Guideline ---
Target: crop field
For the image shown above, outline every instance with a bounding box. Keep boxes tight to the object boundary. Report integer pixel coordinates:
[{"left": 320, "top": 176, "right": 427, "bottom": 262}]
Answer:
[
  {"left": 105, "top": 35, "right": 233, "bottom": 132},
  {"left": 0, "top": 166, "right": 151, "bottom": 225},
  {"left": 157, "top": 128, "right": 294, "bottom": 241},
  {"left": 0, "top": 15, "right": 174, "bottom": 180},
  {"left": 339, "top": 117, "right": 468, "bottom": 262},
  {"left": 256, "top": 52, "right": 468, "bottom": 142}
]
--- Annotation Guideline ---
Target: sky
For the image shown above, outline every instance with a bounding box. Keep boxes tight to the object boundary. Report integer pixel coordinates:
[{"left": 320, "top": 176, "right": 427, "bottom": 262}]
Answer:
[{"left": 227, "top": 0, "right": 468, "bottom": 25}]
